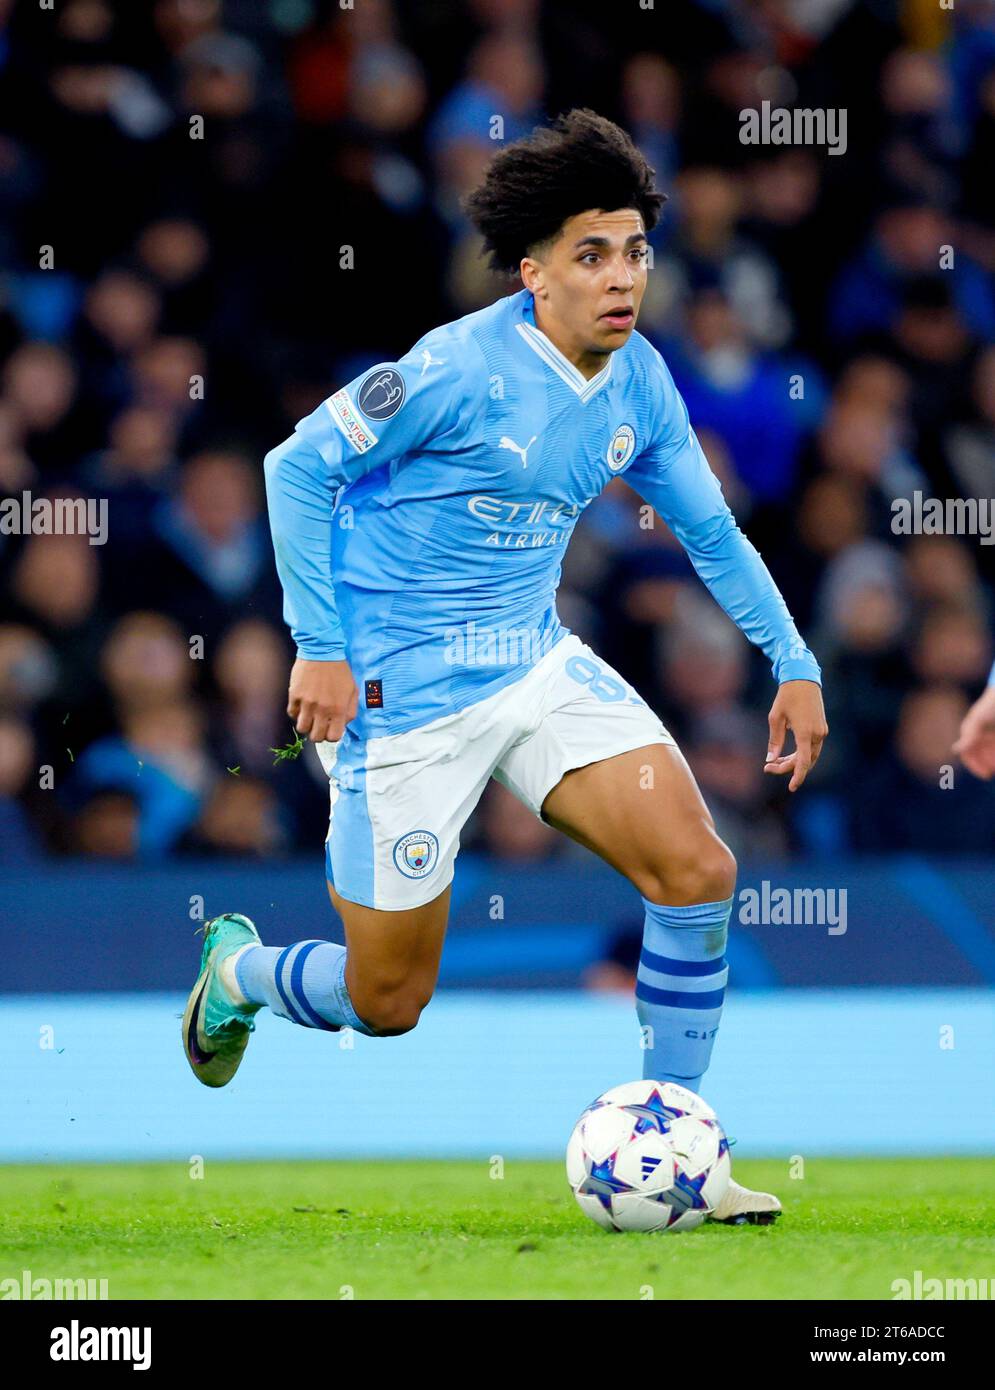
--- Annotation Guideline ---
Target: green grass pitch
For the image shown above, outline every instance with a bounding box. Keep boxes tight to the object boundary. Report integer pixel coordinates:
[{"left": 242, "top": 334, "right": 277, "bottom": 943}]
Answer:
[{"left": 2, "top": 1158, "right": 992, "bottom": 1300}]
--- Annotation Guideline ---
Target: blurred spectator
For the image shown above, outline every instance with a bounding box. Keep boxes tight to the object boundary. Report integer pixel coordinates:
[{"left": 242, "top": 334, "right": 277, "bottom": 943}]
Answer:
[
  {"left": 657, "top": 595, "right": 752, "bottom": 735},
  {"left": 70, "top": 790, "right": 140, "bottom": 859},
  {"left": 620, "top": 53, "right": 681, "bottom": 193},
  {"left": 70, "top": 700, "right": 211, "bottom": 857},
  {"left": 657, "top": 167, "right": 791, "bottom": 349},
  {"left": 80, "top": 404, "right": 180, "bottom": 542},
  {"left": 903, "top": 536, "right": 987, "bottom": 611},
  {"left": 854, "top": 686, "right": 995, "bottom": 851},
  {"left": 6, "top": 527, "right": 108, "bottom": 738},
  {"left": 208, "top": 616, "right": 328, "bottom": 847},
  {"left": 775, "top": 472, "right": 869, "bottom": 630},
  {"left": 134, "top": 219, "right": 214, "bottom": 332},
  {"left": 660, "top": 287, "right": 817, "bottom": 502},
  {"left": 939, "top": 344, "right": 995, "bottom": 504},
  {"left": 178, "top": 775, "right": 285, "bottom": 858},
  {"left": 0, "top": 625, "right": 58, "bottom": 716},
  {"left": 910, "top": 602, "right": 992, "bottom": 687},
  {"left": 742, "top": 151, "right": 829, "bottom": 354},
  {"left": 72, "top": 270, "right": 162, "bottom": 443},
  {"left": 121, "top": 449, "right": 280, "bottom": 641},
  {"left": 685, "top": 708, "right": 790, "bottom": 861},
  {"left": 99, "top": 611, "right": 193, "bottom": 720},
  {"left": 830, "top": 202, "right": 995, "bottom": 347},
  {"left": 1, "top": 342, "right": 83, "bottom": 471},
  {"left": 0, "top": 715, "right": 44, "bottom": 860},
  {"left": 429, "top": 31, "right": 543, "bottom": 220},
  {"left": 210, "top": 619, "right": 287, "bottom": 774},
  {"left": 816, "top": 542, "right": 912, "bottom": 769},
  {"left": 878, "top": 47, "right": 959, "bottom": 207}
]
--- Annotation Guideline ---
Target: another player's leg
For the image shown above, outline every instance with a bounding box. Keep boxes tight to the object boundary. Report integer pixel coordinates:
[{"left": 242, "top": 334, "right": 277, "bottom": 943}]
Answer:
[
  {"left": 541, "top": 743, "right": 780, "bottom": 1224},
  {"left": 183, "top": 887, "right": 450, "bottom": 1087}
]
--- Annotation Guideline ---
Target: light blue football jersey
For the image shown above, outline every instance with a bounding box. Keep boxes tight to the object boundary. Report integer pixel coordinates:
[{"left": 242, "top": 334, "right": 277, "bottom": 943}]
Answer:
[{"left": 265, "top": 288, "right": 820, "bottom": 738}]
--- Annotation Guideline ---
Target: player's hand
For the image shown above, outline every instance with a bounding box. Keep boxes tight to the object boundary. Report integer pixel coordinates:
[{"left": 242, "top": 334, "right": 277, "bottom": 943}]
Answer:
[
  {"left": 953, "top": 685, "right": 995, "bottom": 780},
  {"left": 287, "top": 658, "right": 358, "bottom": 743},
  {"left": 764, "top": 680, "right": 828, "bottom": 793}
]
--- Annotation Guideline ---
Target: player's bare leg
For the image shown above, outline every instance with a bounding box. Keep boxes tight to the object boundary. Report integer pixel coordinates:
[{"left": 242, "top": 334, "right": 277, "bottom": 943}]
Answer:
[
  {"left": 541, "top": 743, "right": 734, "bottom": 907},
  {"left": 542, "top": 742, "right": 781, "bottom": 1225},
  {"left": 328, "top": 882, "right": 451, "bottom": 1035}
]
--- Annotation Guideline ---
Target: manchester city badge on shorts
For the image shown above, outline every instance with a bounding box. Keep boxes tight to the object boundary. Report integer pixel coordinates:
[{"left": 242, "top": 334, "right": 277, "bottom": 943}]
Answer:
[
  {"left": 607, "top": 423, "right": 636, "bottom": 471},
  {"left": 392, "top": 829, "right": 440, "bottom": 878}
]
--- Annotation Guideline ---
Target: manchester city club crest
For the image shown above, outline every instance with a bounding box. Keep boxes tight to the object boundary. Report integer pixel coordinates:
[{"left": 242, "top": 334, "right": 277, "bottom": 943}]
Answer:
[
  {"left": 607, "top": 423, "right": 635, "bottom": 471},
  {"left": 392, "top": 829, "right": 440, "bottom": 878}
]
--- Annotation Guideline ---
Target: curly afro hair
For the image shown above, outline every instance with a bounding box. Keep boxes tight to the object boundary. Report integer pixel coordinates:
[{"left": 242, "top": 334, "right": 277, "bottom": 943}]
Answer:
[{"left": 463, "top": 108, "right": 666, "bottom": 274}]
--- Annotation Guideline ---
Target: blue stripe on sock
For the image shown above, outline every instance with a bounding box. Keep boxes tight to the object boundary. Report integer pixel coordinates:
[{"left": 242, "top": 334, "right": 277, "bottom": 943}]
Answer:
[
  {"left": 635, "top": 981, "right": 726, "bottom": 1010},
  {"left": 639, "top": 947, "right": 726, "bottom": 977},
  {"left": 289, "top": 941, "right": 340, "bottom": 1032},
  {"left": 274, "top": 945, "right": 309, "bottom": 1026},
  {"left": 638, "top": 967, "right": 728, "bottom": 996}
]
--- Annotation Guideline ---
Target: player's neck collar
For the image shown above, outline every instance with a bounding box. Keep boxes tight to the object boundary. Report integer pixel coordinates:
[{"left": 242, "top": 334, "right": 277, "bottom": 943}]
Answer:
[{"left": 515, "top": 294, "right": 613, "bottom": 403}]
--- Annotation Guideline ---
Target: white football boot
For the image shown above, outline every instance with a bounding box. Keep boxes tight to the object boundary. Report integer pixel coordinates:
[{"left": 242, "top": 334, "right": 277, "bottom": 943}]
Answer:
[{"left": 709, "top": 1177, "right": 782, "bottom": 1225}]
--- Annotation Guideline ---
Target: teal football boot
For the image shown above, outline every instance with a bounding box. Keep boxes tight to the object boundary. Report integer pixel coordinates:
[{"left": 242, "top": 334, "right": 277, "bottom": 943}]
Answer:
[{"left": 182, "top": 913, "right": 261, "bottom": 1088}]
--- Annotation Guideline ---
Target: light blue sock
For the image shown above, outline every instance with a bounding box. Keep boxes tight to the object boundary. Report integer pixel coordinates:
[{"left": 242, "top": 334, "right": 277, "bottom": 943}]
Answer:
[
  {"left": 235, "top": 941, "right": 374, "bottom": 1035},
  {"left": 636, "top": 897, "right": 731, "bottom": 1092}
]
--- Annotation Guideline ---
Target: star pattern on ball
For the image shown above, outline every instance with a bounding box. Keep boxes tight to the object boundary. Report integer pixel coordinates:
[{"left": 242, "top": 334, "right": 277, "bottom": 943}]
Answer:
[
  {"left": 620, "top": 1087, "right": 688, "bottom": 1135},
  {"left": 579, "top": 1153, "right": 636, "bottom": 1211},
  {"left": 657, "top": 1164, "right": 711, "bottom": 1223},
  {"left": 583, "top": 1098, "right": 611, "bottom": 1115}
]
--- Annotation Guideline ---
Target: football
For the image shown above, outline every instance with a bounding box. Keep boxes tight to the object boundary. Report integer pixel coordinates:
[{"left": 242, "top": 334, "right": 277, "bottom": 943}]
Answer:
[{"left": 566, "top": 1080, "right": 731, "bottom": 1232}]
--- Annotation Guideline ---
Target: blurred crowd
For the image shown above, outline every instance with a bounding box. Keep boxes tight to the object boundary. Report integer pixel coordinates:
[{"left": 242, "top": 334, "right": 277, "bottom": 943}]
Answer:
[{"left": 1, "top": 0, "right": 994, "bottom": 865}]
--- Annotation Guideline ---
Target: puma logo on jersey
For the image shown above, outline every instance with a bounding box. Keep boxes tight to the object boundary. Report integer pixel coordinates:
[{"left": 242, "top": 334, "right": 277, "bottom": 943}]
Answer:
[
  {"left": 420, "top": 348, "right": 445, "bottom": 375},
  {"left": 499, "top": 434, "right": 538, "bottom": 468}
]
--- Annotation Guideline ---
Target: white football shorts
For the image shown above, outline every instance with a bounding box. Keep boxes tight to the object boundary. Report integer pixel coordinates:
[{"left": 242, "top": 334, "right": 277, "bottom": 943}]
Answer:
[{"left": 315, "top": 633, "right": 675, "bottom": 910}]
